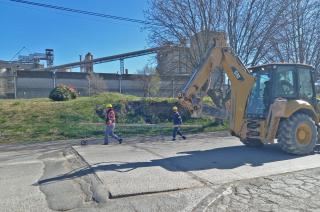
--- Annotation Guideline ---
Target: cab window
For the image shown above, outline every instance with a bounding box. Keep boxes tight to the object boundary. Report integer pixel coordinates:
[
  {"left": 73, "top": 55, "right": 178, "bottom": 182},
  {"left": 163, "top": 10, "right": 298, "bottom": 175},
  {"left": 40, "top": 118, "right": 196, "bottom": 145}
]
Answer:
[
  {"left": 246, "top": 72, "right": 270, "bottom": 117},
  {"left": 298, "top": 69, "right": 314, "bottom": 100},
  {"left": 274, "top": 67, "right": 296, "bottom": 98}
]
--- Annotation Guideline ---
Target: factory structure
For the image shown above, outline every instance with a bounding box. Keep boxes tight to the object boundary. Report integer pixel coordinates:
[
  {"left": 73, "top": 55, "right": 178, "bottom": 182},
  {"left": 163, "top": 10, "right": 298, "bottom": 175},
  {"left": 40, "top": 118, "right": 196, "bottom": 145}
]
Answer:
[
  {"left": 0, "top": 47, "right": 189, "bottom": 99},
  {"left": 0, "top": 32, "right": 224, "bottom": 99}
]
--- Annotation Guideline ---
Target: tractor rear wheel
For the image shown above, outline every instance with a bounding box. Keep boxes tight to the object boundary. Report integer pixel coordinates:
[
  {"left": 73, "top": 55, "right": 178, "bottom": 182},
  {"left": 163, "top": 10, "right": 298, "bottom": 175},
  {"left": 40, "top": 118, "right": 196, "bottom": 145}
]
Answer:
[{"left": 278, "top": 113, "right": 317, "bottom": 155}]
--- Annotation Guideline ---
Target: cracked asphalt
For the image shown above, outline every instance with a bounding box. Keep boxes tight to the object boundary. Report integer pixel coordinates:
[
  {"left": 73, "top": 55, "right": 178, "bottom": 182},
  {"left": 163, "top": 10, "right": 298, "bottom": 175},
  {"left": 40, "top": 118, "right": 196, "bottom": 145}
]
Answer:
[
  {"left": 0, "top": 133, "right": 319, "bottom": 212},
  {"left": 208, "top": 168, "right": 320, "bottom": 212}
]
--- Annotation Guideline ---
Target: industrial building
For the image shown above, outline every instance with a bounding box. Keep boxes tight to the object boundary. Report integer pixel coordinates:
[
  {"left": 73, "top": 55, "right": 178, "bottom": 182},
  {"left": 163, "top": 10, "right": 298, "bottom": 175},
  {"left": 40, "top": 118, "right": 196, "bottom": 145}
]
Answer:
[{"left": 0, "top": 31, "right": 225, "bottom": 99}]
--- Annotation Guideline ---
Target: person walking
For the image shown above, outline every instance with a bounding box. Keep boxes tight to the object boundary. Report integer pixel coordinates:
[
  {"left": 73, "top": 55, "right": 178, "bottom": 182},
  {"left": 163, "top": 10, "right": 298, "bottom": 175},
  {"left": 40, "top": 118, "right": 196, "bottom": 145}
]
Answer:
[
  {"left": 172, "top": 106, "right": 186, "bottom": 141},
  {"left": 104, "top": 104, "right": 123, "bottom": 145}
]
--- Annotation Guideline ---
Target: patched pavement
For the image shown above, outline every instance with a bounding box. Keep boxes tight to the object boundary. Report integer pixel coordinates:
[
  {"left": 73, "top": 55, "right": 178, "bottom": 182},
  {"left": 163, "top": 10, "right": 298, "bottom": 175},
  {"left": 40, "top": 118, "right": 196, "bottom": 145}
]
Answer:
[
  {"left": 1, "top": 133, "right": 320, "bottom": 211},
  {"left": 73, "top": 135, "right": 320, "bottom": 200}
]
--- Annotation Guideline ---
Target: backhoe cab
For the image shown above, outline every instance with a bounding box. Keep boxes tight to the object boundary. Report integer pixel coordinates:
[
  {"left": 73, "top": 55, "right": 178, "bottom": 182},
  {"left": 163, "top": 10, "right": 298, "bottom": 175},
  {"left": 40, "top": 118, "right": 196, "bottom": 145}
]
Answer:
[
  {"left": 179, "top": 34, "right": 319, "bottom": 155},
  {"left": 245, "top": 64, "right": 319, "bottom": 154}
]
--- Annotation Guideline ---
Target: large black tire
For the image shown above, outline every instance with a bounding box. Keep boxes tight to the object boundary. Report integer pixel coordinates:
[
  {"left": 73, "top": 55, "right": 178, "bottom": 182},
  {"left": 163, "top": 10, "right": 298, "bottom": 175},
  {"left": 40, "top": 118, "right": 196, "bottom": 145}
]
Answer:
[
  {"left": 240, "top": 138, "right": 264, "bottom": 147},
  {"left": 278, "top": 113, "right": 317, "bottom": 155}
]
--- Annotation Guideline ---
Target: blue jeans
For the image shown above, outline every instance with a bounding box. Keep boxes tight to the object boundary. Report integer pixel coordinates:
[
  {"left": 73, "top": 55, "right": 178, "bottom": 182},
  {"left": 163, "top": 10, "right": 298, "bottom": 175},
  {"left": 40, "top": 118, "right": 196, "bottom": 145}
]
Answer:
[
  {"left": 173, "top": 126, "right": 183, "bottom": 139},
  {"left": 104, "top": 123, "right": 120, "bottom": 144}
]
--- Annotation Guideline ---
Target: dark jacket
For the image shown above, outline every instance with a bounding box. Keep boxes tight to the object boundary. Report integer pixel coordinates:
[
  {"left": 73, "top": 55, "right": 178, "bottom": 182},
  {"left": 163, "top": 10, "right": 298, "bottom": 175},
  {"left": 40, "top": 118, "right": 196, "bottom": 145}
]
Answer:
[{"left": 172, "top": 112, "right": 182, "bottom": 125}]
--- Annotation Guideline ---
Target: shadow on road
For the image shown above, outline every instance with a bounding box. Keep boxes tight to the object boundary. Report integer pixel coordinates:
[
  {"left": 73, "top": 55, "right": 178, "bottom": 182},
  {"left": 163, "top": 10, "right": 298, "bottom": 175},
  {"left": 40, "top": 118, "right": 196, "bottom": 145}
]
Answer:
[{"left": 34, "top": 143, "right": 317, "bottom": 186}]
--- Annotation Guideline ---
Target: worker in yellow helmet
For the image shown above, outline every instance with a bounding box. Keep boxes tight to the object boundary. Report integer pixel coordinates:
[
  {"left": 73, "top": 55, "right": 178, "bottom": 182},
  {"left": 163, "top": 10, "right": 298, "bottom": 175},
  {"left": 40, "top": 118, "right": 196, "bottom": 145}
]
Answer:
[
  {"left": 172, "top": 106, "right": 186, "bottom": 141},
  {"left": 104, "top": 104, "right": 123, "bottom": 145}
]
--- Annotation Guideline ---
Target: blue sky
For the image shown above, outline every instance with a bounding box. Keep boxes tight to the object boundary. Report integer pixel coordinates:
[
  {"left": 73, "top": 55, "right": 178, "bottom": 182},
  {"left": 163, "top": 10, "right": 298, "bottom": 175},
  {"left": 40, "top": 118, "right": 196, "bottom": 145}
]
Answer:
[{"left": 0, "top": 0, "right": 155, "bottom": 73}]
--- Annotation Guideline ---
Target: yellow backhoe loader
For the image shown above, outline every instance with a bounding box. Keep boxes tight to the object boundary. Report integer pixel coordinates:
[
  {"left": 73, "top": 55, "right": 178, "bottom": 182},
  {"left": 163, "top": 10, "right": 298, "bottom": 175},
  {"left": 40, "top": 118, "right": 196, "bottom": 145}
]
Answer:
[{"left": 179, "top": 34, "right": 319, "bottom": 155}]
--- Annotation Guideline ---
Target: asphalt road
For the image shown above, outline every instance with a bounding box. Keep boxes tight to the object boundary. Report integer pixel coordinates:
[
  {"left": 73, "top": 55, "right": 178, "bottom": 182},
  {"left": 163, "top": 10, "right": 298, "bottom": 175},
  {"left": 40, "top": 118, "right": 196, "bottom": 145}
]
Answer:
[{"left": 0, "top": 133, "right": 320, "bottom": 212}]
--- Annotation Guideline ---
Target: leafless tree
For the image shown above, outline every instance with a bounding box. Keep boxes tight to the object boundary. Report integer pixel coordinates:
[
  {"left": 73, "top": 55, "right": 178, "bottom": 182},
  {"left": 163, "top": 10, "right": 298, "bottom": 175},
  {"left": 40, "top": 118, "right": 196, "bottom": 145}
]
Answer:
[
  {"left": 137, "top": 65, "right": 161, "bottom": 97},
  {"left": 222, "top": 0, "right": 290, "bottom": 66},
  {"left": 146, "top": 0, "right": 223, "bottom": 68},
  {"left": 146, "top": 0, "right": 320, "bottom": 110},
  {"left": 0, "top": 78, "right": 6, "bottom": 97},
  {"left": 267, "top": 0, "right": 320, "bottom": 73},
  {"left": 146, "top": 0, "right": 226, "bottom": 107},
  {"left": 146, "top": 0, "right": 290, "bottom": 66},
  {"left": 87, "top": 73, "right": 107, "bottom": 96},
  {"left": 0, "top": 71, "right": 14, "bottom": 98},
  {"left": 146, "top": 0, "right": 290, "bottom": 109}
]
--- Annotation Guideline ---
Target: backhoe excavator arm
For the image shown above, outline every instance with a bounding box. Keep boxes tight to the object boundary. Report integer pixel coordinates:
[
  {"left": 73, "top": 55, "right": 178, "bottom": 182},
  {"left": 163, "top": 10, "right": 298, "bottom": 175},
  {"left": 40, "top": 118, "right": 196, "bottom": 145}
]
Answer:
[{"left": 179, "top": 46, "right": 255, "bottom": 136}]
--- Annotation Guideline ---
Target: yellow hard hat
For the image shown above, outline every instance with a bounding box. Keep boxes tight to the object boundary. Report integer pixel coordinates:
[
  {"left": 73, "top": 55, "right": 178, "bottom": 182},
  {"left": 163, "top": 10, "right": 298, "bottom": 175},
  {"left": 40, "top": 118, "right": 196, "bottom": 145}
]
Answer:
[
  {"left": 106, "top": 103, "right": 113, "bottom": 108},
  {"left": 172, "top": 106, "right": 178, "bottom": 111}
]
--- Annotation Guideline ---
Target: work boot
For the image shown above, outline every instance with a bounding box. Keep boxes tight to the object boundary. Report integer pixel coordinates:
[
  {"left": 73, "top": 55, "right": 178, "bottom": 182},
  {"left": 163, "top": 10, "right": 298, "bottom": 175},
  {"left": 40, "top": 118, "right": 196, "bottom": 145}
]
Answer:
[
  {"left": 119, "top": 138, "right": 123, "bottom": 144},
  {"left": 172, "top": 138, "right": 176, "bottom": 141},
  {"left": 182, "top": 136, "right": 186, "bottom": 140}
]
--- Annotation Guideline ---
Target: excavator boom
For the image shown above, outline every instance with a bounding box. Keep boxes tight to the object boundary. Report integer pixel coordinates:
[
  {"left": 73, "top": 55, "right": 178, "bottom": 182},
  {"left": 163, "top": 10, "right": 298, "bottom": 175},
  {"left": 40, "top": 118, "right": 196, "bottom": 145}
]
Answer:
[{"left": 179, "top": 44, "right": 255, "bottom": 136}]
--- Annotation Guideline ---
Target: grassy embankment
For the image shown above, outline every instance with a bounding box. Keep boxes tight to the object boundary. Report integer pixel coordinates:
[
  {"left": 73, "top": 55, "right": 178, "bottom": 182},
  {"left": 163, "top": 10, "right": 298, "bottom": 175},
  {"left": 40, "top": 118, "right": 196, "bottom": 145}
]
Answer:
[{"left": 0, "top": 92, "right": 227, "bottom": 144}]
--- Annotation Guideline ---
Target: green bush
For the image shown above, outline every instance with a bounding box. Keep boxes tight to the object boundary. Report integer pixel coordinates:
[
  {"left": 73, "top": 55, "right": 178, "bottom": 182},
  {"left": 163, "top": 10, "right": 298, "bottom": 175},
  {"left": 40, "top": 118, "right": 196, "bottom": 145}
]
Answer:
[{"left": 49, "top": 84, "right": 78, "bottom": 101}]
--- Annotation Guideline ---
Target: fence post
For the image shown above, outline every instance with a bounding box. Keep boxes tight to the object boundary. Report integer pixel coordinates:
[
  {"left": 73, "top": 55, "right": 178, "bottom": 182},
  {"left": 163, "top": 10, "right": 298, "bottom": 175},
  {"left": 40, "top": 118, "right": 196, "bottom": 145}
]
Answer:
[
  {"left": 13, "top": 70, "right": 17, "bottom": 99},
  {"left": 52, "top": 71, "right": 56, "bottom": 88},
  {"left": 119, "top": 74, "right": 122, "bottom": 93},
  {"left": 171, "top": 77, "right": 175, "bottom": 98},
  {"left": 88, "top": 75, "right": 91, "bottom": 96}
]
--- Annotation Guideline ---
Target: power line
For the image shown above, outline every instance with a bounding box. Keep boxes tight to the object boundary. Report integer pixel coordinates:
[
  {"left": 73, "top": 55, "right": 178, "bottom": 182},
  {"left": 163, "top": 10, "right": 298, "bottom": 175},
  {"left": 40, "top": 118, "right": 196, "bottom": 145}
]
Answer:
[{"left": 8, "top": 0, "right": 160, "bottom": 26}]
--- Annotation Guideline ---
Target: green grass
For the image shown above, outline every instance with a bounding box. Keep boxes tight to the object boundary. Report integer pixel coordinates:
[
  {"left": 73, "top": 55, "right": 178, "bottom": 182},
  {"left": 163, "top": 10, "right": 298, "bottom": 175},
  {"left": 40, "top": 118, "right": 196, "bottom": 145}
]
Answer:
[{"left": 0, "top": 92, "right": 227, "bottom": 144}]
